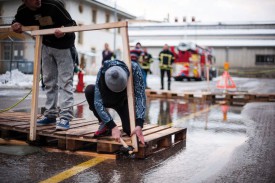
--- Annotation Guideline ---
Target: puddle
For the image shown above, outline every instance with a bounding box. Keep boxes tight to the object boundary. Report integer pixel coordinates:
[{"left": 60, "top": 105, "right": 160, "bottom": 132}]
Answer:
[
  {"left": 13, "top": 98, "right": 247, "bottom": 182},
  {"left": 70, "top": 98, "right": 247, "bottom": 182},
  {"left": 0, "top": 145, "right": 41, "bottom": 156}
]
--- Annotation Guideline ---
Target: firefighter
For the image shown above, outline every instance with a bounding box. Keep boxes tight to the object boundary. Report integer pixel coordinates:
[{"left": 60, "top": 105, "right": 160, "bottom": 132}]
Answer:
[
  {"left": 140, "top": 47, "right": 154, "bottom": 89},
  {"left": 159, "top": 44, "right": 175, "bottom": 90}
]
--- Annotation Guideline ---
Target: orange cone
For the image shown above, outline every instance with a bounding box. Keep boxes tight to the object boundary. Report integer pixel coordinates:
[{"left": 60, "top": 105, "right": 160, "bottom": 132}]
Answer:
[{"left": 216, "top": 71, "right": 236, "bottom": 89}]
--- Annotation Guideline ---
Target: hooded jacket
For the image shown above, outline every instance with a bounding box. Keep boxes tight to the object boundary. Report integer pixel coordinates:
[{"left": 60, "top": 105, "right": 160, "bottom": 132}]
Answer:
[
  {"left": 13, "top": 0, "right": 76, "bottom": 49},
  {"left": 94, "top": 60, "right": 146, "bottom": 129}
]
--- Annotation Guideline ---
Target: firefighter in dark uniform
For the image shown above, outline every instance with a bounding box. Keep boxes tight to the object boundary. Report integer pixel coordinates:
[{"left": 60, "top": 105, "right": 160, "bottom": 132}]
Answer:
[
  {"left": 140, "top": 47, "right": 154, "bottom": 89},
  {"left": 159, "top": 44, "right": 175, "bottom": 90}
]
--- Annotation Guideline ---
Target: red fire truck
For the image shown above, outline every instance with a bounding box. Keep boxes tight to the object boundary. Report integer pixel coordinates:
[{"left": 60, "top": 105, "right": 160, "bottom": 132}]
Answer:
[{"left": 171, "top": 42, "right": 215, "bottom": 81}]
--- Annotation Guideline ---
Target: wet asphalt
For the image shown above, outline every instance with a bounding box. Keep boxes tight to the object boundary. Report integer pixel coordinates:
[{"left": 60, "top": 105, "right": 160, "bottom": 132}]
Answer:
[{"left": 0, "top": 78, "right": 275, "bottom": 183}]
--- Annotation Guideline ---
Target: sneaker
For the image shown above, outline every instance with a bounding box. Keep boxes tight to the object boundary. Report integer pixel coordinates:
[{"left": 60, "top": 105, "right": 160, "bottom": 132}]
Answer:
[
  {"left": 37, "top": 117, "right": 56, "bottom": 126},
  {"left": 56, "top": 119, "right": 70, "bottom": 130},
  {"left": 94, "top": 122, "right": 111, "bottom": 137}
]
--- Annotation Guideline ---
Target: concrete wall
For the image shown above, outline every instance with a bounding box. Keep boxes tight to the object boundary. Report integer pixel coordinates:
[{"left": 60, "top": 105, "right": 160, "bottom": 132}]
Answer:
[{"left": 214, "top": 47, "right": 275, "bottom": 68}]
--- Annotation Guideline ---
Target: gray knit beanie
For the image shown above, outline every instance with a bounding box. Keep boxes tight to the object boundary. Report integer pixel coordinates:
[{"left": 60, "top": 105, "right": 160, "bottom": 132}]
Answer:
[{"left": 105, "top": 66, "right": 128, "bottom": 92}]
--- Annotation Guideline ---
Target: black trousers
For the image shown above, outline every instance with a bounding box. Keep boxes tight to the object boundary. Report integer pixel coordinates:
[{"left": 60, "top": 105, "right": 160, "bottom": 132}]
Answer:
[
  {"left": 160, "top": 69, "right": 171, "bottom": 89},
  {"left": 84, "top": 84, "right": 131, "bottom": 135}
]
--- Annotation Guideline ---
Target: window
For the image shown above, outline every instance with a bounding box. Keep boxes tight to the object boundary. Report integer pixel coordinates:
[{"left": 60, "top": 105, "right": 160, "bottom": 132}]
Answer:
[
  {"left": 78, "top": 24, "right": 83, "bottom": 44},
  {"left": 117, "top": 18, "right": 122, "bottom": 34},
  {"left": 78, "top": 4, "right": 83, "bottom": 13},
  {"left": 105, "top": 13, "right": 110, "bottom": 31},
  {"left": 92, "top": 8, "right": 97, "bottom": 23},
  {"left": 3, "top": 44, "right": 11, "bottom": 60},
  {"left": 105, "top": 13, "right": 110, "bottom": 23},
  {"left": 256, "top": 55, "right": 275, "bottom": 65}
]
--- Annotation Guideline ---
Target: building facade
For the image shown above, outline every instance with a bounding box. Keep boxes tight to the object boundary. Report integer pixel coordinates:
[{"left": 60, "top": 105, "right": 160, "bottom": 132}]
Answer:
[
  {"left": 128, "top": 21, "right": 275, "bottom": 76},
  {"left": 0, "top": 0, "right": 135, "bottom": 74}
]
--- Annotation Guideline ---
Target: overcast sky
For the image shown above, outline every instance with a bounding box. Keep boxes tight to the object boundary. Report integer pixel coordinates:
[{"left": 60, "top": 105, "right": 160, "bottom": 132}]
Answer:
[{"left": 116, "top": 0, "right": 275, "bottom": 22}]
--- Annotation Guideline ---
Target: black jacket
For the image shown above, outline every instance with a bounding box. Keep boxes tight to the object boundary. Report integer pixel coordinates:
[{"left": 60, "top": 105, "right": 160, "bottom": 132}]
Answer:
[{"left": 13, "top": 0, "right": 76, "bottom": 49}]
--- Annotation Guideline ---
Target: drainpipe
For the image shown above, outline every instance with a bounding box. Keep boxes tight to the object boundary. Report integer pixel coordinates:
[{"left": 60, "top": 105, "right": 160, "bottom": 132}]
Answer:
[{"left": 8, "top": 36, "right": 14, "bottom": 81}]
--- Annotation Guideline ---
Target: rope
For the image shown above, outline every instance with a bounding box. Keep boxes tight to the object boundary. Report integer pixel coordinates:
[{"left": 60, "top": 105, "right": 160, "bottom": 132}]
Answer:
[
  {"left": 0, "top": 89, "right": 33, "bottom": 113},
  {"left": 0, "top": 89, "right": 87, "bottom": 114}
]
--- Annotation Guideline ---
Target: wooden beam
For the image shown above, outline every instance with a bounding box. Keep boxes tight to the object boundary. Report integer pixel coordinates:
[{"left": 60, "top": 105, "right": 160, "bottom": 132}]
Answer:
[
  {"left": 29, "top": 35, "right": 42, "bottom": 141},
  {"left": 121, "top": 22, "right": 138, "bottom": 152},
  {"left": 0, "top": 26, "right": 39, "bottom": 33},
  {"left": 31, "top": 21, "right": 127, "bottom": 36}
]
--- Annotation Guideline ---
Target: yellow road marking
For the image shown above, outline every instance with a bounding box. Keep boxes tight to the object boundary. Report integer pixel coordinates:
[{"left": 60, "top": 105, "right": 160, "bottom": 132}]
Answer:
[{"left": 40, "top": 157, "right": 107, "bottom": 183}]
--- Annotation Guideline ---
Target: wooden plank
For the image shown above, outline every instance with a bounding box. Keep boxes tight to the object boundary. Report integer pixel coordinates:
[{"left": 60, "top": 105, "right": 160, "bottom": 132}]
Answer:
[
  {"left": 91, "top": 124, "right": 159, "bottom": 142},
  {"left": 141, "top": 124, "right": 159, "bottom": 131},
  {"left": 0, "top": 117, "right": 30, "bottom": 122},
  {"left": 31, "top": 21, "right": 127, "bottom": 36},
  {"left": 143, "top": 125, "right": 171, "bottom": 136},
  {"left": 94, "top": 125, "right": 173, "bottom": 146},
  {"left": 97, "top": 143, "right": 120, "bottom": 153},
  {"left": 66, "top": 139, "right": 86, "bottom": 151},
  {"left": 29, "top": 35, "right": 42, "bottom": 141},
  {"left": 12, "top": 119, "right": 96, "bottom": 131},
  {"left": 0, "top": 122, "right": 29, "bottom": 127},
  {"left": 66, "top": 124, "right": 101, "bottom": 137},
  {"left": 121, "top": 22, "right": 138, "bottom": 152},
  {"left": 144, "top": 127, "right": 186, "bottom": 143},
  {"left": 158, "top": 136, "right": 172, "bottom": 148},
  {"left": 0, "top": 26, "right": 39, "bottom": 33},
  {"left": 175, "top": 128, "right": 187, "bottom": 142},
  {"left": 42, "top": 121, "right": 93, "bottom": 135},
  {"left": 55, "top": 123, "right": 99, "bottom": 136}
]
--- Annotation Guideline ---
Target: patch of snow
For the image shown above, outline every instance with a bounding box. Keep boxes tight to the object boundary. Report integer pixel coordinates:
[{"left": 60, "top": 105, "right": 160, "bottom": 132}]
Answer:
[{"left": 0, "top": 69, "right": 33, "bottom": 89}]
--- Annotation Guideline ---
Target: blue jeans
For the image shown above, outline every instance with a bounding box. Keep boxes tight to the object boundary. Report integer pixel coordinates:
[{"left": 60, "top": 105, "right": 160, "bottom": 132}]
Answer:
[{"left": 141, "top": 69, "right": 147, "bottom": 88}]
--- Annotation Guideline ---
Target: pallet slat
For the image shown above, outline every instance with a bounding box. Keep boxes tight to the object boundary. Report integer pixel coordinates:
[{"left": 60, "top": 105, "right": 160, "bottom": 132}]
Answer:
[{"left": 0, "top": 112, "right": 187, "bottom": 159}]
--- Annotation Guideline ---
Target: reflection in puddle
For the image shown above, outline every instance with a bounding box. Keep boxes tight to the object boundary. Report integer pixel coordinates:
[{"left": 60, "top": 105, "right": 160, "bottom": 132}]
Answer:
[
  {"left": 68, "top": 98, "right": 245, "bottom": 183},
  {"left": 14, "top": 98, "right": 247, "bottom": 182}
]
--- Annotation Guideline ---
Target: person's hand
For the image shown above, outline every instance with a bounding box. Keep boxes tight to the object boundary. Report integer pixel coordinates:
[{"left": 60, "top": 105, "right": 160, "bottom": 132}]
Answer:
[
  {"left": 54, "top": 28, "right": 65, "bottom": 38},
  {"left": 131, "top": 126, "right": 145, "bottom": 145},
  {"left": 11, "top": 22, "right": 22, "bottom": 33},
  {"left": 112, "top": 126, "right": 121, "bottom": 143}
]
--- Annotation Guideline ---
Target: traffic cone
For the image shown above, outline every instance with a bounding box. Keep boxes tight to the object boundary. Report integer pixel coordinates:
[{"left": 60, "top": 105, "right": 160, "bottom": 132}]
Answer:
[
  {"left": 216, "top": 62, "right": 236, "bottom": 91},
  {"left": 76, "top": 71, "right": 85, "bottom": 92},
  {"left": 216, "top": 71, "right": 236, "bottom": 89}
]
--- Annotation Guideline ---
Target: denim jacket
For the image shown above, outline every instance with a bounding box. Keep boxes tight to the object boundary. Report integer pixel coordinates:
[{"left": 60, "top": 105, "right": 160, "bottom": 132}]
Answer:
[{"left": 94, "top": 60, "right": 146, "bottom": 128}]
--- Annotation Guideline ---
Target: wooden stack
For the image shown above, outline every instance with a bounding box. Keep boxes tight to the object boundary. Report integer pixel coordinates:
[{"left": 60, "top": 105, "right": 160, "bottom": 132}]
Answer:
[{"left": 0, "top": 112, "right": 186, "bottom": 159}]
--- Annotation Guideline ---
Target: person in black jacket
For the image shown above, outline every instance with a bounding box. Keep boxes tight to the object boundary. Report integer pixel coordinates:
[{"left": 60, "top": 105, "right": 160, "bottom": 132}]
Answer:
[
  {"left": 102, "top": 43, "right": 115, "bottom": 65},
  {"left": 85, "top": 60, "right": 146, "bottom": 144},
  {"left": 159, "top": 44, "right": 175, "bottom": 90},
  {"left": 11, "top": 0, "right": 77, "bottom": 130}
]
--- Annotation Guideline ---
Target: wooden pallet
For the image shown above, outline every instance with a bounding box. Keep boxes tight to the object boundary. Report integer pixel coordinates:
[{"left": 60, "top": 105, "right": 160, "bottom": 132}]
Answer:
[
  {"left": 145, "top": 90, "right": 275, "bottom": 104},
  {"left": 146, "top": 90, "right": 181, "bottom": 99},
  {"left": 0, "top": 112, "right": 186, "bottom": 159}
]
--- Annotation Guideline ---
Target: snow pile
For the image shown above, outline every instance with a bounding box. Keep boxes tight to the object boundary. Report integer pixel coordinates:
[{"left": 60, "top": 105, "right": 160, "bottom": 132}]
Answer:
[{"left": 0, "top": 69, "right": 33, "bottom": 89}]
